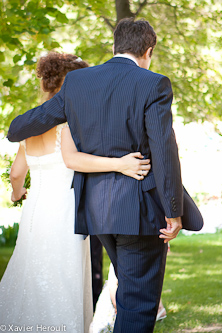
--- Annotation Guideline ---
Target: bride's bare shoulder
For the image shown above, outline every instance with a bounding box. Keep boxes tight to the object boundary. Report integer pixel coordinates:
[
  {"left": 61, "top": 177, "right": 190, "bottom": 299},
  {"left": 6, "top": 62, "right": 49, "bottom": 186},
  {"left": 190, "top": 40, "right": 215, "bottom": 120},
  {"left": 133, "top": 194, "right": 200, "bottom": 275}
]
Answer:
[{"left": 25, "top": 127, "right": 57, "bottom": 156}]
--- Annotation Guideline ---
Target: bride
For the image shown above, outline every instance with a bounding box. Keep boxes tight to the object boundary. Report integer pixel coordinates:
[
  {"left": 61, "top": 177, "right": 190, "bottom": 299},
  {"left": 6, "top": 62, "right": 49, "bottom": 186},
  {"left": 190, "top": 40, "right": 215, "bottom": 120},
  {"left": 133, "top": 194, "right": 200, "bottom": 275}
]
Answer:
[{"left": 0, "top": 52, "right": 150, "bottom": 333}]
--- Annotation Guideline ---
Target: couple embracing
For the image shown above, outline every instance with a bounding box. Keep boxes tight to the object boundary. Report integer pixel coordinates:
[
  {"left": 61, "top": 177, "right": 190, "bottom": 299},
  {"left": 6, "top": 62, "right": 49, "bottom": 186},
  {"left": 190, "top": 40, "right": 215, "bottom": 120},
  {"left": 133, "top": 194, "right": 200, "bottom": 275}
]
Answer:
[{"left": 3, "top": 18, "right": 203, "bottom": 332}]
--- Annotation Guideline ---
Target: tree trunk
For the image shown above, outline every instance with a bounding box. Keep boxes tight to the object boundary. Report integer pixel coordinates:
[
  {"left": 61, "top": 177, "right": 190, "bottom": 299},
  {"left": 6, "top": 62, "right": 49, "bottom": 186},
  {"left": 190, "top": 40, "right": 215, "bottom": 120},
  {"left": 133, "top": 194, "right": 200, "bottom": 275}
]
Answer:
[{"left": 115, "top": 0, "right": 133, "bottom": 23}]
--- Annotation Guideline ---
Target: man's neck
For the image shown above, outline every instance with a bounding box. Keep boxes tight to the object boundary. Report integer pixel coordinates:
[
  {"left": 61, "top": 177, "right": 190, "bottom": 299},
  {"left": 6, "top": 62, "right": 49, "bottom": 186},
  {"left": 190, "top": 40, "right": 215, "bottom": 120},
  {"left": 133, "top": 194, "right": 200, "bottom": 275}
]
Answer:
[{"left": 114, "top": 53, "right": 139, "bottom": 66}]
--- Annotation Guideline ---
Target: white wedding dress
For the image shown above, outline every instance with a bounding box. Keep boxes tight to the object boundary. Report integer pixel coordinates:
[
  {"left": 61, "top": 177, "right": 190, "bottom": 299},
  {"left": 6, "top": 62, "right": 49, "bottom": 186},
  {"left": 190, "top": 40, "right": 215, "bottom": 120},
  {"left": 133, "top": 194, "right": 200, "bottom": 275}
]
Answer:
[
  {"left": 89, "top": 264, "right": 117, "bottom": 333},
  {"left": 0, "top": 125, "right": 93, "bottom": 332}
]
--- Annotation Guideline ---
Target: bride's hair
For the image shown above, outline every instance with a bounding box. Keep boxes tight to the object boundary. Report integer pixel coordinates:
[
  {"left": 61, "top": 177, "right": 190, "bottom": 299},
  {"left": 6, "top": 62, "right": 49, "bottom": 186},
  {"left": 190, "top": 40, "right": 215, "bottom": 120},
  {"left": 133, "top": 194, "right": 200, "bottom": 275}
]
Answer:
[{"left": 36, "top": 52, "right": 89, "bottom": 99}]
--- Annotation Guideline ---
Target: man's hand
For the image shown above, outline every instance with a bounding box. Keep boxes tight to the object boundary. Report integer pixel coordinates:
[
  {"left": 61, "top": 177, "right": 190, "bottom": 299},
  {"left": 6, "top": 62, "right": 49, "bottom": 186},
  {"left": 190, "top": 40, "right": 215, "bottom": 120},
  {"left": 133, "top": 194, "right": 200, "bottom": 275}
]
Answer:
[{"left": 159, "top": 216, "right": 182, "bottom": 243}]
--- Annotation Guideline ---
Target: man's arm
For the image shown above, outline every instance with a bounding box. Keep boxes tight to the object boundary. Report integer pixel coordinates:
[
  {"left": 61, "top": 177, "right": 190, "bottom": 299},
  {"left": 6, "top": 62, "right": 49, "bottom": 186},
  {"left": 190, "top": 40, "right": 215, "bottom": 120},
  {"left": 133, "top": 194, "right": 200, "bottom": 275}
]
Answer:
[
  {"left": 145, "top": 75, "right": 183, "bottom": 238},
  {"left": 7, "top": 75, "right": 68, "bottom": 142}
]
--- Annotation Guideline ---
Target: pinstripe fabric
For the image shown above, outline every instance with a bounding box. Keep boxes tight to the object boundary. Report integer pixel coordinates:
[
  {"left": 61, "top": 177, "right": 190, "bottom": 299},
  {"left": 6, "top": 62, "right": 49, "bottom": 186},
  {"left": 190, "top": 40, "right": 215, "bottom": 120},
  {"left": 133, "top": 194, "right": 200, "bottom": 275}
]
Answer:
[
  {"left": 8, "top": 57, "right": 203, "bottom": 235},
  {"left": 114, "top": 235, "right": 168, "bottom": 333},
  {"left": 97, "top": 233, "right": 168, "bottom": 333}
]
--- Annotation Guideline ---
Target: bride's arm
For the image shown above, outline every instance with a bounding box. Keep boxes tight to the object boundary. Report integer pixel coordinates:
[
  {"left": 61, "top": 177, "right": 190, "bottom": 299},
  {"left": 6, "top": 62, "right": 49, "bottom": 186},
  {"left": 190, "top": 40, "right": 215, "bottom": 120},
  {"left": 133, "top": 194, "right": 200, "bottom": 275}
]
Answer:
[
  {"left": 10, "top": 144, "right": 29, "bottom": 202},
  {"left": 61, "top": 127, "right": 151, "bottom": 180}
]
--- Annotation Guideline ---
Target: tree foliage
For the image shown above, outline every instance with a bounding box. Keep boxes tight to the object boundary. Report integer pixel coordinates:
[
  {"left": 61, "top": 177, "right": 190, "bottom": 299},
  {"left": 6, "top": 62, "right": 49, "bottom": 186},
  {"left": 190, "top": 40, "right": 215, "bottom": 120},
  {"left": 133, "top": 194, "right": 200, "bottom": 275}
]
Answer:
[{"left": 1, "top": 0, "right": 222, "bottom": 133}]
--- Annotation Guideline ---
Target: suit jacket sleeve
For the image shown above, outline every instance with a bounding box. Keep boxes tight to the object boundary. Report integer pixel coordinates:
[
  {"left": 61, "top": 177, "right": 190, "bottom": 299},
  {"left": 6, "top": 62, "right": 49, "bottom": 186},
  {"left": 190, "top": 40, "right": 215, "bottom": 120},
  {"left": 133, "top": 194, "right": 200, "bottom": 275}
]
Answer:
[
  {"left": 145, "top": 75, "right": 183, "bottom": 218},
  {"left": 7, "top": 74, "right": 68, "bottom": 142}
]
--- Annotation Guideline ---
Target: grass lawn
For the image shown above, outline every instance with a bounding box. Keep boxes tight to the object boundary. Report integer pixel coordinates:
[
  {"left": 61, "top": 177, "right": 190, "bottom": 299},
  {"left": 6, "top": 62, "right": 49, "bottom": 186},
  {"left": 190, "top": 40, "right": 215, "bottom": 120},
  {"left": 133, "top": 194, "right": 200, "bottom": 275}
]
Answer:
[
  {"left": 154, "top": 231, "right": 222, "bottom": 333},
  {"left": 1, "top": 232, "right": 222, "bottom": 332},
  {"left": 0, "top": 247, "right": 14, "bottom": 279}
]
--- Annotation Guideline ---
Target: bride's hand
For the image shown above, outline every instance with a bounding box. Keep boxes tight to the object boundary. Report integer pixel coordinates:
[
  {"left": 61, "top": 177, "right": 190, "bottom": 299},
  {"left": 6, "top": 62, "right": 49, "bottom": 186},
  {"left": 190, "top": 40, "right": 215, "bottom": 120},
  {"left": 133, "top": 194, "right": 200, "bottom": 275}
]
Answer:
[
  {"left": 11, "top": 187, "right": 27, "bottom": 202},
  {"left": 117, "top": 152, "right": 151, "bottom": 180}
]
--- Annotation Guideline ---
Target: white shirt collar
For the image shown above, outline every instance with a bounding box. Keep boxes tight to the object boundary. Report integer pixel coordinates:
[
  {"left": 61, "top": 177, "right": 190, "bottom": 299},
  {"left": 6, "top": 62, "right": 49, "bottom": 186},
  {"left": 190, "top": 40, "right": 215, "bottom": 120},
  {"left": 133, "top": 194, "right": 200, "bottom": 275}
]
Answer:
[{"left": 114, "top": 53, "right": 139, "bottom": 66}]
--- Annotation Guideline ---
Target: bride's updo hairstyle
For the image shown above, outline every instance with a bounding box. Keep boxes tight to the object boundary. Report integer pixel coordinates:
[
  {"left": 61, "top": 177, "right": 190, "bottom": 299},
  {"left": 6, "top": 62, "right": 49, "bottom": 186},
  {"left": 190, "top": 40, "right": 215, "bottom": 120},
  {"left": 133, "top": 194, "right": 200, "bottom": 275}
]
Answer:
[{"left": 36, "top": 52, "right": 89, "bottom": 100}]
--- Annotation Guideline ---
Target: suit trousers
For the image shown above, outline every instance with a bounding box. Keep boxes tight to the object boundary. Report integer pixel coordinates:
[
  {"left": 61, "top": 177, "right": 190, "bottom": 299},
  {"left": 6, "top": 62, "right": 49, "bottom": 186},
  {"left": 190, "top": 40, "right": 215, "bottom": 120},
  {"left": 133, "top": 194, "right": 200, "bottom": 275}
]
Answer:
[
  {"left": 98, "top": 234, "right": 168, "bottom": 333},
  {"left": 90, "top": 235, "right": 103, "bottom": 311}
]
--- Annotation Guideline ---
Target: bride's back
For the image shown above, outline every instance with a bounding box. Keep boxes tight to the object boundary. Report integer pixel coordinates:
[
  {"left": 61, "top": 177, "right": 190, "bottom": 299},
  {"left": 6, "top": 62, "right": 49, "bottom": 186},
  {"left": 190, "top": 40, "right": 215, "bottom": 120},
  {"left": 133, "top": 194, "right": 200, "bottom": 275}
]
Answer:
[
  {"left": 24, "top": 124, "right": 74, "bottom": 203},
  {"left": 25, "top": 127, "right": 57, "bottom": 157}
]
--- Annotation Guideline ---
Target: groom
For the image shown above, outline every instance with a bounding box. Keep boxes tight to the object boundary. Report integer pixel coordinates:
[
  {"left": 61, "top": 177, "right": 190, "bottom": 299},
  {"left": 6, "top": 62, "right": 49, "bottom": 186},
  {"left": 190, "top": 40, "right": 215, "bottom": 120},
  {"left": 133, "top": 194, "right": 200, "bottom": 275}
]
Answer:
[{"left": 8, "top": 18, "right": 203, "bottom": 332}]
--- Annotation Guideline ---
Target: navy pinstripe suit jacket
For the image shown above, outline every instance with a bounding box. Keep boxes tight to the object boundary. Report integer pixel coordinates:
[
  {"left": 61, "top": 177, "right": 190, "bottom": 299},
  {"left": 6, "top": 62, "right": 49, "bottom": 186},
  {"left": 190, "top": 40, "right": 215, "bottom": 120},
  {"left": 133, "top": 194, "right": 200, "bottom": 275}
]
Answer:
[{"left": 7, "top": 57, "right": 203, "bottom": 235}]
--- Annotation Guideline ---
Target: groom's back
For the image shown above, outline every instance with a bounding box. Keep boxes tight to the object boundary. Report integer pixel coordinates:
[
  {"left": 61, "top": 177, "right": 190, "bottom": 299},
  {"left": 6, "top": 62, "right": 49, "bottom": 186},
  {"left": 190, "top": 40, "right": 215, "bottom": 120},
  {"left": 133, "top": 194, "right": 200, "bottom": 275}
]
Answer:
[
  {"left": 65, "top": 57, "right": 161, "bottom": 159},
  {"left": 65, "top": 57, "right": 166, "bottom": 236}
]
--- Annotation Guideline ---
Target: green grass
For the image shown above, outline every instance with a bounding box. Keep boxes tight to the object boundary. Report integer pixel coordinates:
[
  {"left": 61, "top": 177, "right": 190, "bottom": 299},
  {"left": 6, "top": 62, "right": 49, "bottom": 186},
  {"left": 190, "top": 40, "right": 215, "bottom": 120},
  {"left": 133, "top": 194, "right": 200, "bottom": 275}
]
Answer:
[
  {"left": 103, "top": 246, "right": 111, "bottom": 282},
  {"left": 1, "top": 232, "right": 222, "bottom": 332},
  {"left": 0, "top": 247, "right": 14, "bottom": 279}
]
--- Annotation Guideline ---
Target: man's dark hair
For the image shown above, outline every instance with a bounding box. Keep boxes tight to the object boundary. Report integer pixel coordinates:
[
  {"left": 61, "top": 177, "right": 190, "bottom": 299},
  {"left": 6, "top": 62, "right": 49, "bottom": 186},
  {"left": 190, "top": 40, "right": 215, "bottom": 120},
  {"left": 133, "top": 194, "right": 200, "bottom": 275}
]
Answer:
[{"left": 113, "top": 18, "right": 157, "bottom": 58}]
